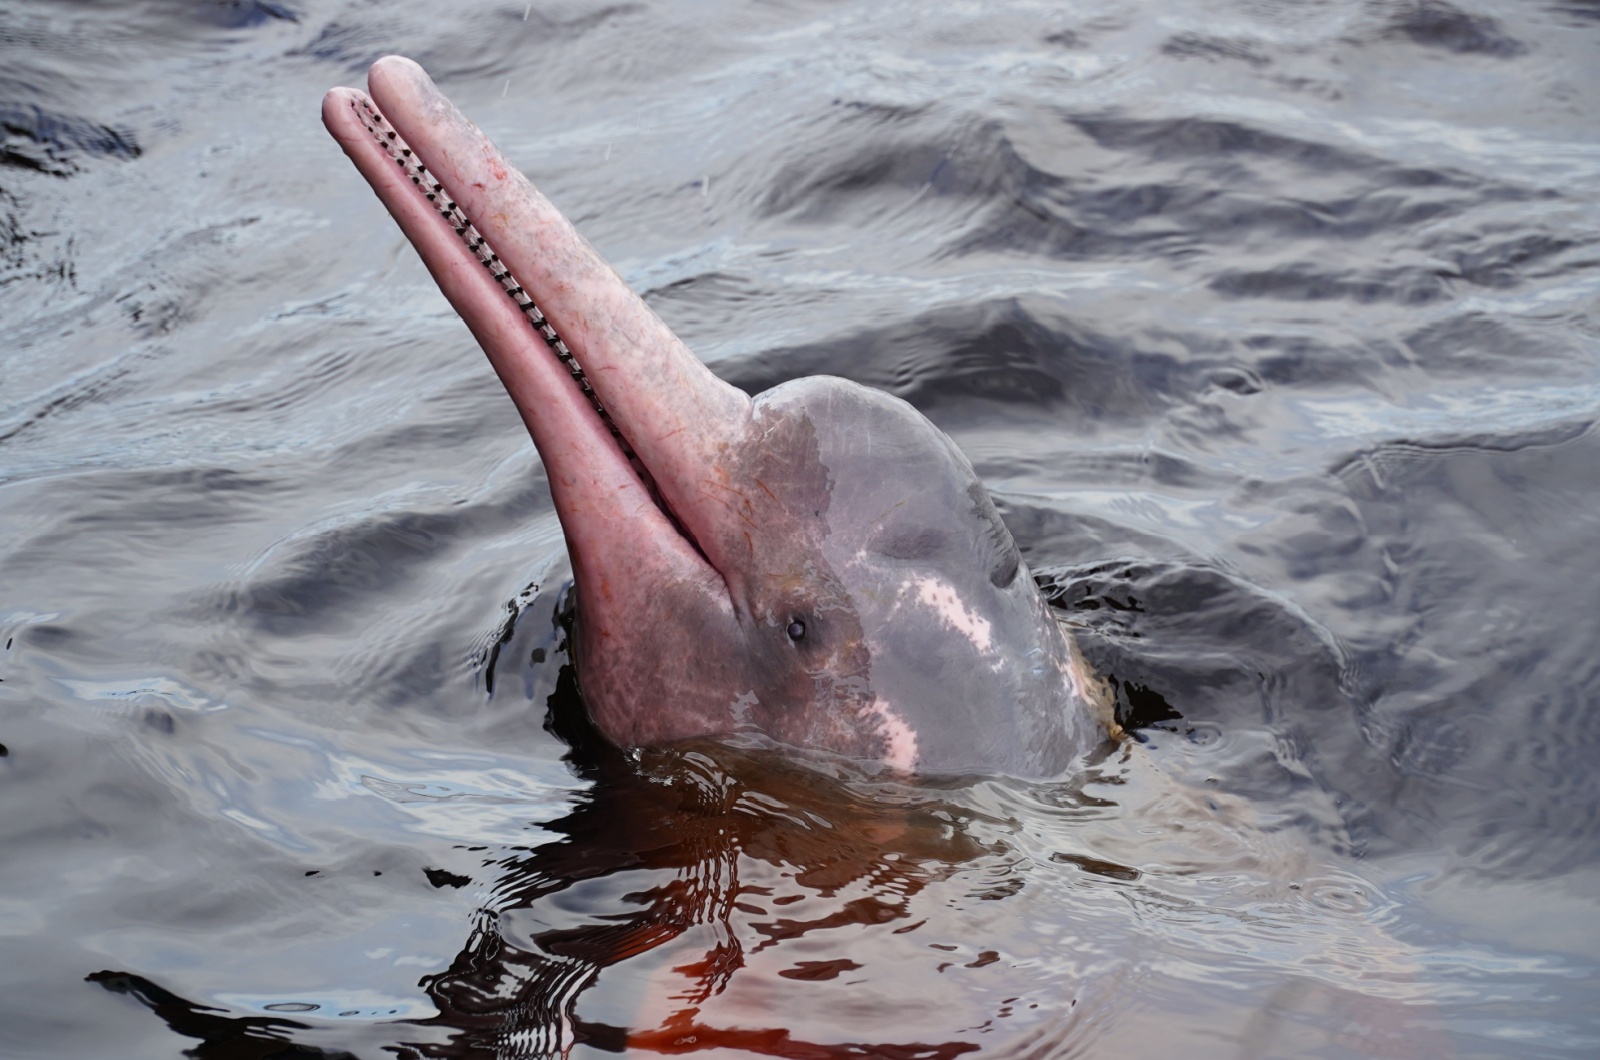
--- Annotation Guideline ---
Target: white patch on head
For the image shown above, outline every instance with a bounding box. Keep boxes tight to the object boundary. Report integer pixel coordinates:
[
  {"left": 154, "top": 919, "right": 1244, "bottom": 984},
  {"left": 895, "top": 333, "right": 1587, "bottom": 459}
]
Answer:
[
  {"left": 906, "top": 575, "right": 994, "bottom": 654},
  {"left": 859, "top": 696, "right": 919, "bottom": 773}
]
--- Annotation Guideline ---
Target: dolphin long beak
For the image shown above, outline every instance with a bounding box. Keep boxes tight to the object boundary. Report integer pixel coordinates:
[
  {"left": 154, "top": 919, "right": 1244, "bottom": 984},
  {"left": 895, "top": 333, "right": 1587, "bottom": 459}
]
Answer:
[{"left": 322, "top": 57, "right": 753, "bottom": 603}]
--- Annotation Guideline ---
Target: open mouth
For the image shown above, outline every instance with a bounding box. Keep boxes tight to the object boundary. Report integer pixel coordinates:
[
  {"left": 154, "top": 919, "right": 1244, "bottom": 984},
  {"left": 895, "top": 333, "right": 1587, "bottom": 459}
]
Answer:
[
  {"left": 336, "top": 86, "right": 694, "bottom": 539},
  {"left": 349, "top": 97, "right": 620, "bottom": 432},
  {"left": 322, "top": 58, "right": 750, "bottom": 590}
]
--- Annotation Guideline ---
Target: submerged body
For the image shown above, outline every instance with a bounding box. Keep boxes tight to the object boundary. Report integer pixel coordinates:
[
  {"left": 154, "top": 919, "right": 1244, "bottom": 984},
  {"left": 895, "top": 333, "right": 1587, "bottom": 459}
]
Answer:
[{"left": 323, "top": 58, "right": 1106, "bottom": 777}]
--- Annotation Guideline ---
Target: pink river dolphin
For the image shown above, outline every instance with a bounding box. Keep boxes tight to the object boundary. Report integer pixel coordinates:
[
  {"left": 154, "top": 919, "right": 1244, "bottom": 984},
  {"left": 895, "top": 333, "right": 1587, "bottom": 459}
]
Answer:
[{"left": 323, "top": 57, "right": 1107, "bottom": 777}]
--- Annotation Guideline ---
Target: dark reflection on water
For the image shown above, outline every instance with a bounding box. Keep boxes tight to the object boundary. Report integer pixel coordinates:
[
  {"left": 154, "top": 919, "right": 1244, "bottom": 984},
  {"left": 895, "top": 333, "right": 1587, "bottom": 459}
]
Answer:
[{"left": 2, "top": 0, "right": 1599, "bottom": 1056}]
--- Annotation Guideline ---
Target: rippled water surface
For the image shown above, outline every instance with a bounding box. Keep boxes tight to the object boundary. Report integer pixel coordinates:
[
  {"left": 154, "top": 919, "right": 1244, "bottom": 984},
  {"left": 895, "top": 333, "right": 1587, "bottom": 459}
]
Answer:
[{"left": 3, "top": 0, "right": 1598, "bottom": 1056}]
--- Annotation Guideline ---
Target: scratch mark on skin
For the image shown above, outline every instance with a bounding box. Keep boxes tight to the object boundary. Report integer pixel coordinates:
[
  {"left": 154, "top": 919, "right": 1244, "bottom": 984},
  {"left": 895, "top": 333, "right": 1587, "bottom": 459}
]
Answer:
[
  {"left": 754, "top": 479, "right": 777, "bottom": 501},
  {"left": 869, "top": 500, "right": 908, "bottom": 527},
  {"left": 697, "top": 483, "right": 759, "bottom": 528}
]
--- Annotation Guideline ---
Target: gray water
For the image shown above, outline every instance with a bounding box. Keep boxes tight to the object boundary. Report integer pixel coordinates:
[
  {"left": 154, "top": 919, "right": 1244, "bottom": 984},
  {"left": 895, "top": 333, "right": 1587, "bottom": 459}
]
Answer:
[{"left": 2, "top": 0, "right": 1598, "bottom": 1056}]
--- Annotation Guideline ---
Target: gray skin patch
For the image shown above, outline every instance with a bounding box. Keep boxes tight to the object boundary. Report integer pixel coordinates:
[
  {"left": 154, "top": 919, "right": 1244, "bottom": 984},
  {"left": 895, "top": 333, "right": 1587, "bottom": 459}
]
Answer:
[{"left": 575, "top": 375, "right": 1100, "bottom": 779}]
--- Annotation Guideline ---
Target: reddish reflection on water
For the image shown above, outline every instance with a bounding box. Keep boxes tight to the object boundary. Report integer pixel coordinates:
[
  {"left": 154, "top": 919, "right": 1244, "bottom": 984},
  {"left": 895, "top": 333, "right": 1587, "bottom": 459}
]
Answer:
[{"left": 416, "top": 731, "right": 994, "bottom": 1058}]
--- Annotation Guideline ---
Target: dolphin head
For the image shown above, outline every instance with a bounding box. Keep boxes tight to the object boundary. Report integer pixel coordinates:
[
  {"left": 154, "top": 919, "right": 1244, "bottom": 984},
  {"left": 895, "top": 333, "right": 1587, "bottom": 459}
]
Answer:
[
  {"left": 324, "top": 57, "right": 1105, "bottom": 778},
  {"left": 682, "top": 376, "right": 1105, "bottom": 775}
]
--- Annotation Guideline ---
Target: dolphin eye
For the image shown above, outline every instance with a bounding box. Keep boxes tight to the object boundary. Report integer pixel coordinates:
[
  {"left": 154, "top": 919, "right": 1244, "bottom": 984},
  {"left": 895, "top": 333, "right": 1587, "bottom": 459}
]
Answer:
[{"left": 787, "top": 618, "right": 806, "bottom": 641}]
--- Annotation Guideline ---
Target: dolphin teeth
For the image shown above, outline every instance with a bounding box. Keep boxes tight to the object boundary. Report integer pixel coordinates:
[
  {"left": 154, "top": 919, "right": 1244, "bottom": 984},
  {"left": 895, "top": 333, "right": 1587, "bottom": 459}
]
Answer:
[
  {"left": 347, "top": 96, "right": 620, "bottom": 440},
  {"left": 346, "top": 93, "right": 699, "bottom": 552}
]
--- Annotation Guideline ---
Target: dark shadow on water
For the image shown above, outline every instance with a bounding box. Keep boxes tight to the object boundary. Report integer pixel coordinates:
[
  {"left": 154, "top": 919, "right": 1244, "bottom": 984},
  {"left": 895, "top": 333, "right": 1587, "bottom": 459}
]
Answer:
[
  {"left": 1042, "top": 559, "right": 1376, "bottom": 854},
  {"left": 86, "top": 971, "right": 356, "bottom": 1060}
]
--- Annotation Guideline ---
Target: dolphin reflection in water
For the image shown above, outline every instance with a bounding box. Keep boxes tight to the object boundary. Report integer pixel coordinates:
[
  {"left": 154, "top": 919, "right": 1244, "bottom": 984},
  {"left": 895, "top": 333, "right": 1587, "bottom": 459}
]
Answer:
[{"left": 322, "top": 57, "right": 1111, "bottom": 779}]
